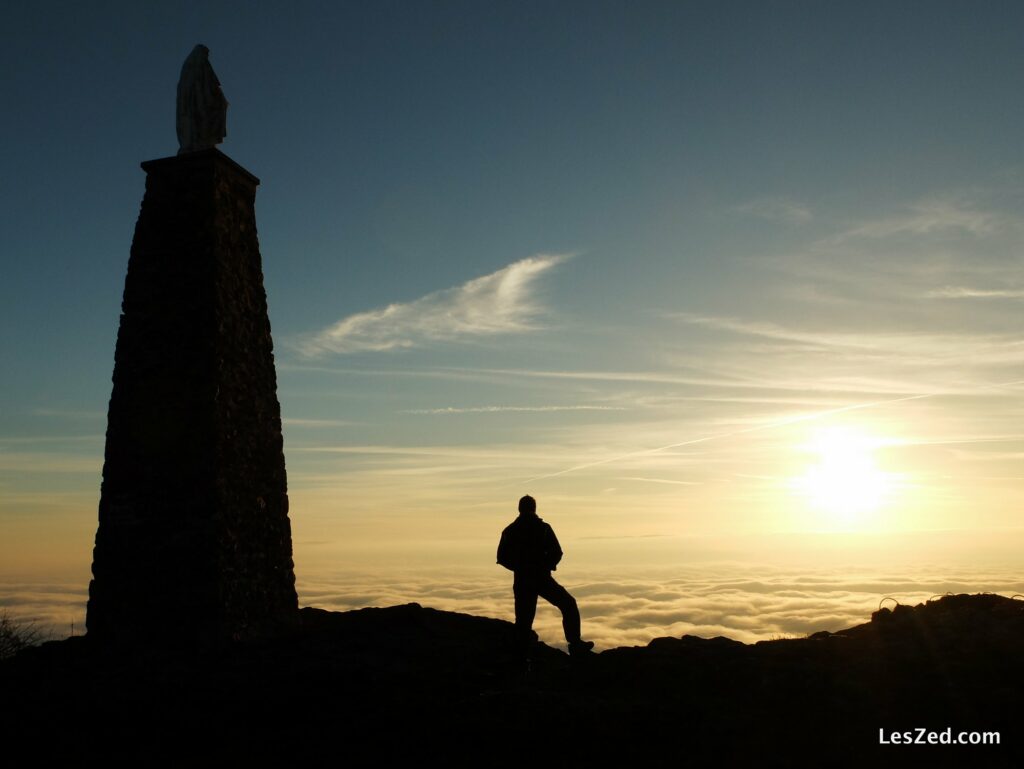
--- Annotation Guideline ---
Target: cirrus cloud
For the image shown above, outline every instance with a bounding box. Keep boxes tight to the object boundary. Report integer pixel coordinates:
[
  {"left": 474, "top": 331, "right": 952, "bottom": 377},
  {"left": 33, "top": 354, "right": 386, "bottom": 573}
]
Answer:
[
  {"left": 925, "top": 286, "right": 1024, "bottom": 300},
  {"left": 299, "top": 253, "right": 572, "bottom": 356},
  {"left": 735, "top": 196, "right": 812, "bottom": 224}
]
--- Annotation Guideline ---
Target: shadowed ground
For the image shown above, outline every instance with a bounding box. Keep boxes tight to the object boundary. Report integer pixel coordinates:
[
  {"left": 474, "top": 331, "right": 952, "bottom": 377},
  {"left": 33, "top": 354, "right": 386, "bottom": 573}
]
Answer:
[{"left": 2, "top": 594, "right": 1020, "bottom": 766}]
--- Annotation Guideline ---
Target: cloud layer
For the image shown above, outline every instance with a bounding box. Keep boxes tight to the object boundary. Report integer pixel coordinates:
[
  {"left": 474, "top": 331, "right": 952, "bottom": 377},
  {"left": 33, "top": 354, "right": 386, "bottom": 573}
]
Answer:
[
  {"left": 6, "top": 560, "right": 1023, "bottom": 652},
  {"left": 293, "top": 563, "right": 1024, "bottom": 650},
  {"left": 300, "top": 253, "right": 570, "bottom": 355}
]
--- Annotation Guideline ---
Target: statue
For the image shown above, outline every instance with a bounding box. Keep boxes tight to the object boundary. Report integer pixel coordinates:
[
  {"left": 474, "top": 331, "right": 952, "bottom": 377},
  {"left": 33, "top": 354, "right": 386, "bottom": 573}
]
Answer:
[{"left": 176, "top": 44, "right": 228, "bottom": 154}]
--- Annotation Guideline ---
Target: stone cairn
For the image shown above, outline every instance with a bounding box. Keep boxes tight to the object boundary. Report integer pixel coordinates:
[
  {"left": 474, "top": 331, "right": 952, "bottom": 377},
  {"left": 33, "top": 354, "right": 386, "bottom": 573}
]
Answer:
[{"left": 87, "top": 48, "right": 298, "bottom": 645}]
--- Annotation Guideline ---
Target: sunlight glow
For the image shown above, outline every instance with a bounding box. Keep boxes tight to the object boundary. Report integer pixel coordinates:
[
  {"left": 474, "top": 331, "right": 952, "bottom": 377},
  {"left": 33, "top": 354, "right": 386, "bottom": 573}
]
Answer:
[{"left": 791, "top": 427, "right": 896, "bottom": 528}]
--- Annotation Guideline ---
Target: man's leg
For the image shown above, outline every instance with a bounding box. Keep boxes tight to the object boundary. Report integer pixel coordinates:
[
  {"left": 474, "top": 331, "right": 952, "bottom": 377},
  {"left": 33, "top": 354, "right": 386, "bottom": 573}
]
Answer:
[
  {"left": 512, "top": 574, "right": 540, "bottom": 647},
  {"left": 537, "top": 574, "right": 582, "bottom": 644}
]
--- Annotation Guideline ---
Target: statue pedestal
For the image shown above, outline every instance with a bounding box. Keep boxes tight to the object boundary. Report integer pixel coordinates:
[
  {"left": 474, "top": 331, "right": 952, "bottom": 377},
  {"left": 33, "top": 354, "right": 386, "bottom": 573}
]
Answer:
[{"left": 87, "top": 149, "right": 298, "bottom": 645}]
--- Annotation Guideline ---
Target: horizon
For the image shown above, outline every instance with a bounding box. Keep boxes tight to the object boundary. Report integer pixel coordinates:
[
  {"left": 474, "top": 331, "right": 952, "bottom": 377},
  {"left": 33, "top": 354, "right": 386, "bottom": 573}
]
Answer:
[{"left": 2, "top": 1, "right": 1024, "bottom": 649}]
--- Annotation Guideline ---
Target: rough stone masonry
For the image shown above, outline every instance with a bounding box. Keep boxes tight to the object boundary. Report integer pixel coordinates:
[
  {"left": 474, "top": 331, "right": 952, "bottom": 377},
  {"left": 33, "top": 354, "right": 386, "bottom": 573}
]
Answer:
[{"left": 87, "top": 147, "right": 298, "bottom": 645}]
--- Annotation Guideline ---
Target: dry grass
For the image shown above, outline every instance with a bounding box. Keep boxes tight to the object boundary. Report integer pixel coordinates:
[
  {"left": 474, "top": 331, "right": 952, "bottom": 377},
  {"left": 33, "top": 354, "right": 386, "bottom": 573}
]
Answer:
[{"left": 0, "top": 609, "right": 47, "bottom": 659}]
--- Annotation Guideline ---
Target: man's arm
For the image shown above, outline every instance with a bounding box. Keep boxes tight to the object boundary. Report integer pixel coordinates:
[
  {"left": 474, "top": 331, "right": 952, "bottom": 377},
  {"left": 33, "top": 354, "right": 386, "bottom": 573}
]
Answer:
[
  {"left": 496, "top": 529, "right": 514, "bottom": 571},
  {"left": 546, "top": 524, "right": 564, "bottom": 570}
]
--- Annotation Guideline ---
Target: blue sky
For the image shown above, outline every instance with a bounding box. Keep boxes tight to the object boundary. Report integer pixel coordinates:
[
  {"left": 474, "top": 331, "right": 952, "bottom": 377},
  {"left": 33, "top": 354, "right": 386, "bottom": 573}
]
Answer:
[{"left": 3, "top": 2, "right": 1024, "bottom": 638}]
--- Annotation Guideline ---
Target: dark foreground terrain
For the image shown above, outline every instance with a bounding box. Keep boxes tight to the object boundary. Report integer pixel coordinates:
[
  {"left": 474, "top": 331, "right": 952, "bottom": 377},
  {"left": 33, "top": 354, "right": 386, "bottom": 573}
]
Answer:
[{"left": 2, "top": 593, "right": 1021, "bottom": 766}]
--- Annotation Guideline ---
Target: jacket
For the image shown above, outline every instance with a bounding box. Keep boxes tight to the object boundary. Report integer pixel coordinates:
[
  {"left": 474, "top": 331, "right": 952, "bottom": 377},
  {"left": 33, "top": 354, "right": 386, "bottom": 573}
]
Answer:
[{"left": 496, "top": 514, "right": 563, "bottom": 573}]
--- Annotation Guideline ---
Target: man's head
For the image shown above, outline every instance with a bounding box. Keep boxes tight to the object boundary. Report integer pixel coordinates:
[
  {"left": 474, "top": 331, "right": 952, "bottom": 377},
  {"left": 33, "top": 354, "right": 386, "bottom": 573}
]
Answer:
[{"left": 518, "top": 495, "right": 537, "bottom": 516}]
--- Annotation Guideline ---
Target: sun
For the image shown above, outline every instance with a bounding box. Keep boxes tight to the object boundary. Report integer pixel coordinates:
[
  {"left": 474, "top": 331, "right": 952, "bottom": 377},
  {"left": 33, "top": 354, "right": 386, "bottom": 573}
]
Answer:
[{"left": 791, "top": 427, "right": 895, "bottom": 528}]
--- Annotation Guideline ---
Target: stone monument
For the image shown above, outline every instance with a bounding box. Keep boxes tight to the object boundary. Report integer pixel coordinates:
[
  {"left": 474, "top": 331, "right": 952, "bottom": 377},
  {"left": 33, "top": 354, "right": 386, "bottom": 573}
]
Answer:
[
  {"left": 176, "top": 44, "right": 228, "bottom": 154},
  {"left": 87, "top": 47, "right": 298, "bottom": 645}
]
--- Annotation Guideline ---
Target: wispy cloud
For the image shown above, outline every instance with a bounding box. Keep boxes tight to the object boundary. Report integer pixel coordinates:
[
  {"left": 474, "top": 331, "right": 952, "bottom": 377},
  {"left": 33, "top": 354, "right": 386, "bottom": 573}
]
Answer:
[
  {"left": 826, "top": 198, "right": 998, "bottom": 244},
  {"left": 736, "top": 197, "right": 812, "bottom": 224},
  {"left": 290, "top": 444, "right": 555, "bottom": 458},
  {"left": 282, "top": 417, "right": 354, "bottom": 428},
  {"left": 282, "top": 362, "right": 1016, "bottom": 400},
  {"left": 519, "top": 388, "right": 941, "bottom": 484},
  {"left": 616, "top": 476, "right": 700, "bottom": 486},
  {"left": 401, "top": 405, "right": 625, "bottom": 415},
  {"left": 29, "top": 408, "right": 105, "bottom": 420},
  {"left": 0, "top": 452, "right": 102, "bottom": 473},
  {"left": 758, "top": 193, "right": 1019, "bottom": 314},
  {"left": 925, "top": 286, "right": 1024, "bottom": 299},
  {"left": 299, "top": 253, "right": 571, "bottom": 356},
  {"left": 0, "top": 435, "right": 102, "bottom": 445},
  {"left": 670, "top": 313, "right": 1024, "bottom": 373}
]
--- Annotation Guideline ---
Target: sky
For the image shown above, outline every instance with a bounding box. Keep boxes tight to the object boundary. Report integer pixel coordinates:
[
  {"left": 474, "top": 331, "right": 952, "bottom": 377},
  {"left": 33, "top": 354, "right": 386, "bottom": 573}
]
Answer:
[{"left": 2, "top": 1, "right": 1024, "bottom": 646}]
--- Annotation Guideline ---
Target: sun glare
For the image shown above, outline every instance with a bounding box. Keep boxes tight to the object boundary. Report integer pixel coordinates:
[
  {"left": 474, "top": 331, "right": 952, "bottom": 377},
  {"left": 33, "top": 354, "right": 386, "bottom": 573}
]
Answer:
[{"left": 791, "top": 427, "right": 895, "bottom": 528}]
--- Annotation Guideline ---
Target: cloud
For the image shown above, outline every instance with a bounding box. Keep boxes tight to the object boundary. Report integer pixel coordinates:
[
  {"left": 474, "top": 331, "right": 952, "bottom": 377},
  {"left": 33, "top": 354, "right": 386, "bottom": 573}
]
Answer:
[
  {"left": 401, "top": 405, "right": 625, "bottom": 415},
  {"left": 736, "top": 197, "right": 812, "bottom": 224},
  {"left": 299, "top": 253, "right": 571, "bottom": 356},
  {"left": 0, "top": 583, "right": 88, "bottom": 638},
  {"left": 756, "top": 192, "right": 1021, "bottom": 320},
  {"left": 674, "top": 313, "right": 999, "bottom": 354},
  {"left": 669, "top": 313, "right": 1024, "bottom": 383},
  {"left": 0, "top": 434, "right": 103, "bottom": 445},
  {"left": 925, "top": 286, "right": 1024, "bottom": 299},
  {"left": 277, "top": 363, "right": 880, "bottom": 396},
  {"left": 288, "top": 562, "right": 1024, "bottom": 650},
  {"left": 282, "top": 418, "right": 355, "bottom": 428},
  {"left": 0, "top": 452, "right": 102, "bottom": 473},
  {"left": 826, "top": 198, "right": 999, "bottom": 244},
  {"left": 7, "top": 558, "right": 1024, "bottom": 651},
  {"left": 29, "top": 408, "right": 105, "bottom": 420}
]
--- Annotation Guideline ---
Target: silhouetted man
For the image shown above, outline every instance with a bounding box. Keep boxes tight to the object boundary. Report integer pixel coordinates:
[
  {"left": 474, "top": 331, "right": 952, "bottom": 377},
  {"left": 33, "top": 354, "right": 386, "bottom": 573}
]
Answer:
[{"left": 497, "top": 495, "right": 594, "bottom": 656}]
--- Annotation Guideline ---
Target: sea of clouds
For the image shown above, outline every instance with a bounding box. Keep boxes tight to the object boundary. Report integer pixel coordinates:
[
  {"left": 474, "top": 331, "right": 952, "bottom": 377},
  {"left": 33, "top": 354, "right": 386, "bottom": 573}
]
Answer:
[
  {"left": 294, "top": 562, "right": 1024, "bottom": 649},
  {"left": 5, "top": 561, "right": 1023, "bottom": 651}
]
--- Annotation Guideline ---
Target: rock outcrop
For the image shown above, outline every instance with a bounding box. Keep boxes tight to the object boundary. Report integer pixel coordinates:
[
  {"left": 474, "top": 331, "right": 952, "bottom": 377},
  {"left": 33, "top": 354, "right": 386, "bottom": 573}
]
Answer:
[{"left": 3, "top": 594, "right": 1021, "bottom": 765}]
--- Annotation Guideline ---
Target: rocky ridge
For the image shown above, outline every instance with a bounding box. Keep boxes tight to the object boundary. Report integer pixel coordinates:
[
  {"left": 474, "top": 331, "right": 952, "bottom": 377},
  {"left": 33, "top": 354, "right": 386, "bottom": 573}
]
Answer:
[{"left": 1, "top": 593, "right": 1020, "bottom": 766}]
